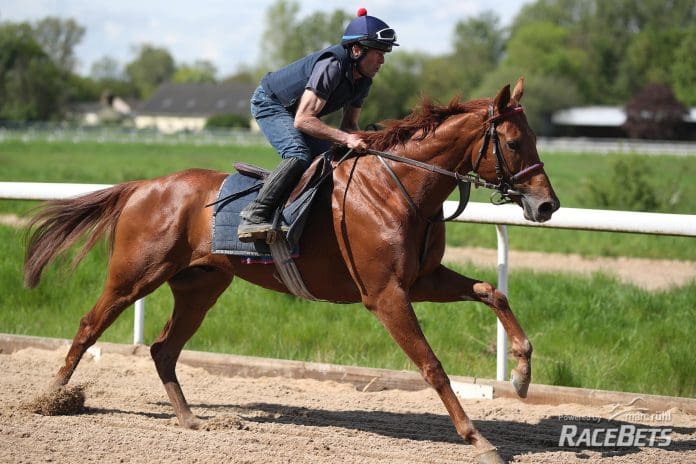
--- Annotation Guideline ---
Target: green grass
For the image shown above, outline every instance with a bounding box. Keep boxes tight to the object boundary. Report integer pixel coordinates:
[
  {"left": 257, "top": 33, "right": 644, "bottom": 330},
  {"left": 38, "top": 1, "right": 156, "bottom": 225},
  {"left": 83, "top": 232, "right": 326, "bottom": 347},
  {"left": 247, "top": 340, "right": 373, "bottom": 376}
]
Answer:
[
  {"left": 1, "top": 223, "right": 694, "bottom": 397},
  {"left": 1, "top": 139, "right": 695, "bottom": 397}
]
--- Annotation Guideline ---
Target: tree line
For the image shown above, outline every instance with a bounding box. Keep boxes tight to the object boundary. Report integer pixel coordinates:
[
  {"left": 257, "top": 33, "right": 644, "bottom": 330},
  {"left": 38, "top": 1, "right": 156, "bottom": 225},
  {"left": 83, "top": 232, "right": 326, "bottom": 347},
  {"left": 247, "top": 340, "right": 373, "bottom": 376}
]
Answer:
[{"left": 1, "top": 0, "right": 694, "bottom": 136}]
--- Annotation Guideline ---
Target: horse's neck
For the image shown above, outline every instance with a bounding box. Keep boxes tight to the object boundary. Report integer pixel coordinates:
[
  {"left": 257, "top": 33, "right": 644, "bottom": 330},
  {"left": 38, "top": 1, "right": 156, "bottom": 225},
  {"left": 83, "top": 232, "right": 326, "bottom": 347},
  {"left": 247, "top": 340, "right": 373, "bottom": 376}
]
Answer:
[{"left": 393, "top": 113, "right": 482, "bottom": 210}]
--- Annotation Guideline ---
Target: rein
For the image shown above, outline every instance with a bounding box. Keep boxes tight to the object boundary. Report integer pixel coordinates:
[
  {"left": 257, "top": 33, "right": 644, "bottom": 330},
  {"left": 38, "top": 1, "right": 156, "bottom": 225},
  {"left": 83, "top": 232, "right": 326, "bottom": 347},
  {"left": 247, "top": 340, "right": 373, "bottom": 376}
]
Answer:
[
  {"left": 366, "top": 104, "right": 544, "bottom": 220},
  {"left": 361, "top": 104, "right": 544, "bottom": 266}
]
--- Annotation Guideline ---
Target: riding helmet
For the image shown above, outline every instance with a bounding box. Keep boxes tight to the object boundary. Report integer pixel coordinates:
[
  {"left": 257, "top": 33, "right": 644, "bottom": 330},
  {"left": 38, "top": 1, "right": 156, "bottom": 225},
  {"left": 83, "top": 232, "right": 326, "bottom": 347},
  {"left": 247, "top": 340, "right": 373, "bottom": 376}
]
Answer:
[{"left": 341, "top": 8, "right": 399, "bottom": 53}]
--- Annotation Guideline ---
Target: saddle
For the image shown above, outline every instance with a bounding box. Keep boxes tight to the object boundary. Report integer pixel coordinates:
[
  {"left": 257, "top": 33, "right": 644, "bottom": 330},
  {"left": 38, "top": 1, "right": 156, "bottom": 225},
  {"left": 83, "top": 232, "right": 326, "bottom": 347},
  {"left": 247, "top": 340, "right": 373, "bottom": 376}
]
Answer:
[{"left": 210, "top": 153, "right": 333, "bottom": 259}]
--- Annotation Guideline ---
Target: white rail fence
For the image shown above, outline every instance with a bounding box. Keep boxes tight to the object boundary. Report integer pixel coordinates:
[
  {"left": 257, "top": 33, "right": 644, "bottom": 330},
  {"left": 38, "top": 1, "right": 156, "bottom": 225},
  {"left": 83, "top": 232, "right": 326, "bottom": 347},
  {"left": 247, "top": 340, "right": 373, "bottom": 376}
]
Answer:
[{"left": 2, "top": 181, "right": 696, "bottom": 382}]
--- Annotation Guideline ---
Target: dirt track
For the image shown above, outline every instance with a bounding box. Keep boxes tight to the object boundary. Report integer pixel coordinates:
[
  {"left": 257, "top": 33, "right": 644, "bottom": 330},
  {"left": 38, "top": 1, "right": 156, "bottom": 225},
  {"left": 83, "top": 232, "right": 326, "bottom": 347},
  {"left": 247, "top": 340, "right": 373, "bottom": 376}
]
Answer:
[{"left": 1, "top": 347, "right": 694, "bottom": 463}]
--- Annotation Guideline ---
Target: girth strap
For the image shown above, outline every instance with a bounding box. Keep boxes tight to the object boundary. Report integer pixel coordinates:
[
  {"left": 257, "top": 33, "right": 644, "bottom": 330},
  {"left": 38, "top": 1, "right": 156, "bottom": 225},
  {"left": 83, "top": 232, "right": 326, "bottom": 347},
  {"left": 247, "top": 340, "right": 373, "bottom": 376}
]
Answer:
[{"left": 268, "top": 233, "right": 320, "bottom": 301}]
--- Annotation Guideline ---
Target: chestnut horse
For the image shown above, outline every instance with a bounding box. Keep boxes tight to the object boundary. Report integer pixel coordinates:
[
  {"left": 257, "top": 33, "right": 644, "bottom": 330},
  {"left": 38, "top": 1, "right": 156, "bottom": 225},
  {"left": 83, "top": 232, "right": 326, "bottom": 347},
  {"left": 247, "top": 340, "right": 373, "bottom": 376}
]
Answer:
[{"left": 24, "top": 78, "right": 558, "bottom": 464}]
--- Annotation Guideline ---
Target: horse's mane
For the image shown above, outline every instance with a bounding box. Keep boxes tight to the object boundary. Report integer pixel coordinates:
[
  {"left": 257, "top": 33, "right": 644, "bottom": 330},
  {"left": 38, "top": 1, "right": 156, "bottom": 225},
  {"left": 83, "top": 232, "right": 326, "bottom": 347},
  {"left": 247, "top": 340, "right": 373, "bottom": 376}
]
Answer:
[{"left": 359, "top": 97, "right": 489, "bottom": 151}]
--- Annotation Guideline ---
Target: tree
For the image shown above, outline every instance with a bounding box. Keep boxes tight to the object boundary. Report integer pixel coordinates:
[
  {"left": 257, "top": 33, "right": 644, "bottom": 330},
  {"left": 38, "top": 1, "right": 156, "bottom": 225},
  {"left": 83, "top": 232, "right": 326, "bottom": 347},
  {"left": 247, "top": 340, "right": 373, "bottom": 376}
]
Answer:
[
  {"left": 90, "top": 56, "right": 124, "bottom": 81},
  {"left": 623, "top": 83, "right": 688, "bottom": 139},
  {"left": 453, "top": 11, "right": 505, "bottom": 67},
  {"left": 616, "top": 27, "right": 687, "bottom": 101},
  {"left": 0, "top": 21, "right": 64, "bottom": 121},
  {"left": 504, "top": 21, "right": 588, "bottom": 84},
  {"left": 125, "top": 44, "right": 175, "bottom": 98},
  {"left": 31, "top": 17, "right": 85, "bottom": 73},
  {"left": 173, "top": 60, "right": 217, "bottom": 84},
  {"left": 471, "top": 20, "right": 586, "bottom": 133},
  {"left": 671, "top": 27, "right": 696, "bottom": 105},
  {"left": 418, "top": 11, "right": 506, "bottom": 103},
  {"left": 259, "top": 0, "right": 350, "bottom": 69},
  {"left": 359, "top": 52, "right": 424, "bottom": 124},
  {"left": 259, "top": 0, "right": 303, "bottom": 69},
  {"left": 511, "top": 0, "right": 592, "bottom": 33},
  {"left": 297, "top": 10, "right": 352, "bottom": 56}
]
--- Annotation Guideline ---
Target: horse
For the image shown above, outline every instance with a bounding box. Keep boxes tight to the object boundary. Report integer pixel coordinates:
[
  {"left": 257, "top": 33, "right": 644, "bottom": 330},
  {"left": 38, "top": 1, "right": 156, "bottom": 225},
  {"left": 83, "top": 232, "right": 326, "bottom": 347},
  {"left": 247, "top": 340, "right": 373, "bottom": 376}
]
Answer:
[{"left": 24, "top": 78, "right": 559, "bottom": 464}]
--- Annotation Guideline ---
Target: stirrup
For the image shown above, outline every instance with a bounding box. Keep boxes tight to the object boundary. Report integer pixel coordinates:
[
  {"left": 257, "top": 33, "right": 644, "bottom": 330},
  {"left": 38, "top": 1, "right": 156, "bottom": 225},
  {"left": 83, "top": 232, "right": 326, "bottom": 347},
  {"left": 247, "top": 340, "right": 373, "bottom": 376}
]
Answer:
[{"left": 238, "top": 222, "right": 288, "bottom": 244}]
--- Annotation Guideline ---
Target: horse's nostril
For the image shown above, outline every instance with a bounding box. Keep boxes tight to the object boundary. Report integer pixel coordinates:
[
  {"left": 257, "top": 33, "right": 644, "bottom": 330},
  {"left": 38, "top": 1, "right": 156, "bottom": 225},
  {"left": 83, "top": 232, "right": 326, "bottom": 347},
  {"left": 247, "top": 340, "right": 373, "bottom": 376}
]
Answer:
[{"left": 538, "top": 202, "right": 554, "bottom": 216}]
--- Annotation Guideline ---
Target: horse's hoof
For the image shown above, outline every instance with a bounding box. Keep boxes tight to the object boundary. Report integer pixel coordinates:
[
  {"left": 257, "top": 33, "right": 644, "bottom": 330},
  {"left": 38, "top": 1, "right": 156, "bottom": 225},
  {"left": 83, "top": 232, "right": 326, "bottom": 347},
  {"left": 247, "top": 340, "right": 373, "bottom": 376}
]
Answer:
[
  {"left": 477, "top": 449, "right": 507, "bottom": 464},
  {"left": 181, "top": 416, "right": 203, "bottom": 430},
  {"left": 511, "top": 368, "right": 530, "bottom": 398}
]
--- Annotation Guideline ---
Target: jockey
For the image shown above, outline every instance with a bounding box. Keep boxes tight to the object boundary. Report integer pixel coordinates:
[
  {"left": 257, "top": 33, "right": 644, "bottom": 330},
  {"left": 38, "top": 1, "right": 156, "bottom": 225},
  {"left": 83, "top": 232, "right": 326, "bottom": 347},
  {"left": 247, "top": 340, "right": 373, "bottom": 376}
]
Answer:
[{"left": 238, "top": 8, "right": 398, "bottom": 242}]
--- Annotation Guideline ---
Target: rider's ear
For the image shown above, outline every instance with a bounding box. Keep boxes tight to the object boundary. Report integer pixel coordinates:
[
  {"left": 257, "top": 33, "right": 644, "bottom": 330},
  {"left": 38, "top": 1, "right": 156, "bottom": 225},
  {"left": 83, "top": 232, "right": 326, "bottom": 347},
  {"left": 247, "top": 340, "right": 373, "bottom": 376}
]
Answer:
[
  {"left": 350, "top": 44, "right": 364, "bottom": 60},
  {"left": 493, "top": 84, "right": 511, "bottom": 113}
]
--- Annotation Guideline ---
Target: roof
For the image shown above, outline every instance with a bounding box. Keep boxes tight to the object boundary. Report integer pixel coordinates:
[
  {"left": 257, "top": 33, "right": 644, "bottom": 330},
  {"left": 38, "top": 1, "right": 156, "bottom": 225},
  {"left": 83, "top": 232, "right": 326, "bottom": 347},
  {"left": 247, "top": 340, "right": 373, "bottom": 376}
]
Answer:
[
  {"left": 551, "top": 106, "right": 626, "bottom": 127},
  {"left": 138, "top": 82, "right": 256, "bottom": 117},
  {"left": 552, "top": 106, "right": 696, "bottom": 127}
]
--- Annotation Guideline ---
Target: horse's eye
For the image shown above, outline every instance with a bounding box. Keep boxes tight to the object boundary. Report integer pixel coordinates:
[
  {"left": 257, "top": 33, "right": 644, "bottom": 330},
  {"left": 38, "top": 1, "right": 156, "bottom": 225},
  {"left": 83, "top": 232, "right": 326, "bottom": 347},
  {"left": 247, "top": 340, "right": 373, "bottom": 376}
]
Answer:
[{"left": 506, "top": 140, "right": 520, "bottom": 151}]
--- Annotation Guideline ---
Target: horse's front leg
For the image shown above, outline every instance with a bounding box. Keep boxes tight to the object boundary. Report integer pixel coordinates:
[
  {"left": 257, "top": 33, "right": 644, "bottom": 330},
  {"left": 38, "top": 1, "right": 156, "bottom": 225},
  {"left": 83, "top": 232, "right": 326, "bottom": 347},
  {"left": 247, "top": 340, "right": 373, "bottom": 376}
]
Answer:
[
  {"left": 411, "top": 264, "right": 532, "bottom": 399},
  {"left": 363, "top": 285, "right": 504, "bottom": 464}
]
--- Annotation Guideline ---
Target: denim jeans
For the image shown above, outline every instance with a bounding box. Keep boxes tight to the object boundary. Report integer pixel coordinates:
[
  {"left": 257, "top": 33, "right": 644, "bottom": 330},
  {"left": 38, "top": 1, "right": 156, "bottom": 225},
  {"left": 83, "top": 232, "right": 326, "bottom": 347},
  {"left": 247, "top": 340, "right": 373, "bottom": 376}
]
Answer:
[{"left": 250, "top": 85, "right": 332, "bottom": 167}]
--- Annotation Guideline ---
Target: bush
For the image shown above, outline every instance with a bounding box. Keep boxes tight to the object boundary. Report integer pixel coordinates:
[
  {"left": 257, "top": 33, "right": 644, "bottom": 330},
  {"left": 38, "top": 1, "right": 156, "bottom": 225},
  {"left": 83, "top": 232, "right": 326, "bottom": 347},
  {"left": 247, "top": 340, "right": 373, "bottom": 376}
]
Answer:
[
  {"left": 583, "top": 158, "right": 662, "bottom": 212},
  {"left": 205, "top": 113, "right": 250, "bottom": 129}
]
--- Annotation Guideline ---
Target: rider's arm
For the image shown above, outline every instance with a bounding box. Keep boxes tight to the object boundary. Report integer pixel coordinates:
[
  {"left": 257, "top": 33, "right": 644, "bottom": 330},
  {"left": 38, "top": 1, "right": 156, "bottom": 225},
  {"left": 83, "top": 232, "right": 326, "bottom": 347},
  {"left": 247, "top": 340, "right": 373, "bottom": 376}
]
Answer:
[
  {"left": 340, "top": 104, "right": 361, "bottom": 133},
  {"left": 294, "top": 89, "right": 366, "bottom": 151}
]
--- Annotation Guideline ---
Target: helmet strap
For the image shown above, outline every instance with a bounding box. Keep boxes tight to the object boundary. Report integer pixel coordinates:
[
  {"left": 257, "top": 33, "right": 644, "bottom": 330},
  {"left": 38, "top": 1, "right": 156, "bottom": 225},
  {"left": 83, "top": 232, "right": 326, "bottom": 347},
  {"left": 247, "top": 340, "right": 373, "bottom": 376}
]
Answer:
[{"left": 350, "top": 44, "right": 371, "bottom": 78}]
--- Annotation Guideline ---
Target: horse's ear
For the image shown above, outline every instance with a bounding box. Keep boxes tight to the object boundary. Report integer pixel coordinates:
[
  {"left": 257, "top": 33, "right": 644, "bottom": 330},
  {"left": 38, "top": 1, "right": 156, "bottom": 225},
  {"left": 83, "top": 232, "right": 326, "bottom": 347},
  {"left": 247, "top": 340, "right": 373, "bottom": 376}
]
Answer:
[
  {"left": 512, "top": 77, "right": 524, "bottom": 103},
  {"left": 493, "top": 84, "right": 511, "bottom": 113}
]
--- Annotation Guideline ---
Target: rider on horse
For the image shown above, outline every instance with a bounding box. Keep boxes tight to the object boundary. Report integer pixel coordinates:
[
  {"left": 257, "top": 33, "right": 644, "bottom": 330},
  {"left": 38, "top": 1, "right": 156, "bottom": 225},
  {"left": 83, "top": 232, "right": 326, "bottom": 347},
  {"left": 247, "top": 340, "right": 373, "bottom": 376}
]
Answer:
[{"left": 237, "top": 8, "right": 398, "bottom": 242}]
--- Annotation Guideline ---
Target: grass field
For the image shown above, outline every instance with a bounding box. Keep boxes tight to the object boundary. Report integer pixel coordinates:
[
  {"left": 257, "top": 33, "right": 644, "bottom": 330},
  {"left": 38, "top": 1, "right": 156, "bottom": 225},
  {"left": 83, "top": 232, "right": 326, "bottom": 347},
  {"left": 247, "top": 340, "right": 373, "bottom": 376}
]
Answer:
[{"left": 1, "top": 139, "right": 695, "bottom": 397}]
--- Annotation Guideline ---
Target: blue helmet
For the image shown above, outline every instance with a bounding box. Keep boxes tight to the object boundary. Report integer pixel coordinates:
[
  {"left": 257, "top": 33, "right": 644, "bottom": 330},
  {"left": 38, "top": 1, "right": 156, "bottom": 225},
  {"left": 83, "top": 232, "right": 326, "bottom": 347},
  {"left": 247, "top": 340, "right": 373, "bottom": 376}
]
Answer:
[{"left": 341, "top": 8, "right": 399, "bottom": 53}]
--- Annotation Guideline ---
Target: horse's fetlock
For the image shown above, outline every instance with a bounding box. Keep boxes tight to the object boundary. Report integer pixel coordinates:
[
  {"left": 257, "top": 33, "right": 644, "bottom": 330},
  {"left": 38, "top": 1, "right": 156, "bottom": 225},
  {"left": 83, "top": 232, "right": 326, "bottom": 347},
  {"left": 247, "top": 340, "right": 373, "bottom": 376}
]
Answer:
[
  {"left": 513, "top": 339, "right": 532, "bottom": 359},
  {"left": 491, "top": 289, "right": 510, "bottom": 310}
]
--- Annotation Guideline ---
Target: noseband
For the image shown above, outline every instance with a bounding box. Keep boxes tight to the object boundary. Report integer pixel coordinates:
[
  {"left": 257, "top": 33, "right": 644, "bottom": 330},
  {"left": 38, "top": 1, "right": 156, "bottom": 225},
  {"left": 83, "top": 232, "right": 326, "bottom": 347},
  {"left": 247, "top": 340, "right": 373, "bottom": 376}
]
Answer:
[{"left": 472, "top": 105, "right": 544, "bottom": 204}]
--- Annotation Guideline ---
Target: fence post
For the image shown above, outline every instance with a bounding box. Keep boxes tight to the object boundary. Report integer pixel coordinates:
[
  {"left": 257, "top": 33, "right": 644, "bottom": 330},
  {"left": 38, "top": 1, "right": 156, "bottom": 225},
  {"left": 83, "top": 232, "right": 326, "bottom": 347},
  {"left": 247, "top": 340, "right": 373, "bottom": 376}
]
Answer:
[
  {"left": 133, "top": 298, "right": 145, "bottom": 345},
  {"left": 495, "top": 225, "right": 509, "bottom": 381}
]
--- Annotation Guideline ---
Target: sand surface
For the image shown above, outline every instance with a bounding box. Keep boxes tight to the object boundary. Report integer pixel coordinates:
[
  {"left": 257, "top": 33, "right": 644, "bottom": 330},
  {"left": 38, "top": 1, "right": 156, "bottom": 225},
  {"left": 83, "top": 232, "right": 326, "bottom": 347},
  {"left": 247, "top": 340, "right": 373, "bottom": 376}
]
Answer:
[{"left": 1, "top": 347, "right": 694, "bottom": 463}]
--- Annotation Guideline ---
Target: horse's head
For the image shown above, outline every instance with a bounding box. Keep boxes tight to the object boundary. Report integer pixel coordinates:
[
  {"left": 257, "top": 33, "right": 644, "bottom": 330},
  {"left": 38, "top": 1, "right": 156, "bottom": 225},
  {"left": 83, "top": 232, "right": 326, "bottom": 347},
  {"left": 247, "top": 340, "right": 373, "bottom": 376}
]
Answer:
[{"left": 473, "top": 78, "right": 560, "bottom": 222}]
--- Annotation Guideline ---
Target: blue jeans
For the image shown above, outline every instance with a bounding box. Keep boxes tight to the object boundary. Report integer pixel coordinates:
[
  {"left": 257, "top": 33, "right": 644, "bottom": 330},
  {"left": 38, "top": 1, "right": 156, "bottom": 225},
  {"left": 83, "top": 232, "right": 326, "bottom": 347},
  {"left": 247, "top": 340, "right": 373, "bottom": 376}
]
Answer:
[{"left": 250, "top": 86, "right": 332, "bottom": 167}]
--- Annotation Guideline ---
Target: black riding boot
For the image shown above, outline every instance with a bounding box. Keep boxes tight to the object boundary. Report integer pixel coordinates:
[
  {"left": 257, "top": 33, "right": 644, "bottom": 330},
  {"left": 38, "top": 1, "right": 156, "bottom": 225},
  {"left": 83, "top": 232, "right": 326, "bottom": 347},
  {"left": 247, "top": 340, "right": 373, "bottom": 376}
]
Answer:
[{"left": 238, "top": 157, "right": 306, "bottom": 242}]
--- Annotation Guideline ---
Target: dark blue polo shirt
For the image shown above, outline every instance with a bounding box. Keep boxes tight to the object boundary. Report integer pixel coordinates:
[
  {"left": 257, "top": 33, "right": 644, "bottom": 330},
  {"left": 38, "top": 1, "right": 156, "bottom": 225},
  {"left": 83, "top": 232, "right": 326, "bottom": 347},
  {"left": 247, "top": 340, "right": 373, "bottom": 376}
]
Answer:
[{"left": 306, "top": 56, "right": 370, "bottom": 116}]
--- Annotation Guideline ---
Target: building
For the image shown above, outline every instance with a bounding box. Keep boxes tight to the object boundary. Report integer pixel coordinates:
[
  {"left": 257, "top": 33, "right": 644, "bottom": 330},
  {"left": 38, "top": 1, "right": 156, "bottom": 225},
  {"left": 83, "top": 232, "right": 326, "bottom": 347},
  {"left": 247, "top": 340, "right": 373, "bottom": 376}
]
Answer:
[
  {"left": 551, "top": 106, "right": 696, "bottom": 139},
  {"left": 135, "top": 81, "right": 256, "bottom": 133}
]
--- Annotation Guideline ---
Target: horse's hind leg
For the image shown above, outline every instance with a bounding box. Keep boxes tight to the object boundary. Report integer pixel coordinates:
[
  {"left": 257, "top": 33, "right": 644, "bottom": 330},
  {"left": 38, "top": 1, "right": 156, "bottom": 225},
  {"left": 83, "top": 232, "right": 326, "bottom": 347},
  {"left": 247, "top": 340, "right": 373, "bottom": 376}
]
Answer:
[
  {"left": 150, "top": 265, "right": 232, "bottom": 429},
  {"left": 411, "top": 264, "right": 533, "bottom": 398},
  {"left": 49, "top": 260, "right": 178, "bottom": 391}
]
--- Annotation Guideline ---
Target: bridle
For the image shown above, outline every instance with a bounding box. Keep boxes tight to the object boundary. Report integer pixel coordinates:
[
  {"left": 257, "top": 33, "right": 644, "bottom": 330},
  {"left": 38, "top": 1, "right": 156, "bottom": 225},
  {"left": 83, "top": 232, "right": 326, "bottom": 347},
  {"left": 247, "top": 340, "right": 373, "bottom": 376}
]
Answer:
[
  {"left": 472, "top": 104, "right": 544, "bottom": 205},
  {"left": 363, "top": 104, "right": 545, "bottom": 221},
  {"left": 355, "top": 103, "right": 545, "bottom": 266}
]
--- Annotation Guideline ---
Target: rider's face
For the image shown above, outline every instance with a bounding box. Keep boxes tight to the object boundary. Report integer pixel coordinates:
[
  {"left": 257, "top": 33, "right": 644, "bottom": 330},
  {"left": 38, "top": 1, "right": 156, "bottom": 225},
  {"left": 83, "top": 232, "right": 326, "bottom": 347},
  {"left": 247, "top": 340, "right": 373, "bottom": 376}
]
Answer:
[{"left": 356, "top": 48, "right": 386, "bottom": 79}]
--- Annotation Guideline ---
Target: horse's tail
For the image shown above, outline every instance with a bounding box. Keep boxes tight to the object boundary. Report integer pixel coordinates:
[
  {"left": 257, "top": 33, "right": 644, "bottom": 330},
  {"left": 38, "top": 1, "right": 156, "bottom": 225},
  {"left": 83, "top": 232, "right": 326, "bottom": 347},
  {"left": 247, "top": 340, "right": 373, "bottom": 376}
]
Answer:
[{"left": 24, "top": 182, "right": 139, "bottom": 288}]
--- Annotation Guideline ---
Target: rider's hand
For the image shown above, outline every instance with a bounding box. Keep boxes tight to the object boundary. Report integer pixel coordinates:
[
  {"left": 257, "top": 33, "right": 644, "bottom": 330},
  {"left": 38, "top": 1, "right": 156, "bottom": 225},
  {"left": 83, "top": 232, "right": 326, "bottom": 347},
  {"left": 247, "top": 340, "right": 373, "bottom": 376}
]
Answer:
[{"left": 345, "top": 133, "right": 368, "bottom": 152}]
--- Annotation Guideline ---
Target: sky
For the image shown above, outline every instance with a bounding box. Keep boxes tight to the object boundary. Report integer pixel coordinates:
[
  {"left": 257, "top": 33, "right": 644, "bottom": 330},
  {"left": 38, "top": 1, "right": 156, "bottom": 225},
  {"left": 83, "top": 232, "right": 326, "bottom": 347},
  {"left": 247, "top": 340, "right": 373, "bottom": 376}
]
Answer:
[{"left": 0, "top": 0, "right": 533, "bottom": 78}]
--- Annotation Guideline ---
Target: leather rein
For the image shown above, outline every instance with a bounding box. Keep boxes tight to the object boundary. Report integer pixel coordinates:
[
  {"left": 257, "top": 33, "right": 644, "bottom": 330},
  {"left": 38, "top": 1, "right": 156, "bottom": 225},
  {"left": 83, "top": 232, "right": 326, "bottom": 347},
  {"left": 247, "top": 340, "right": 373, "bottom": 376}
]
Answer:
[{"left": 365, "top": 104, "right": 545, "bottom": 224}]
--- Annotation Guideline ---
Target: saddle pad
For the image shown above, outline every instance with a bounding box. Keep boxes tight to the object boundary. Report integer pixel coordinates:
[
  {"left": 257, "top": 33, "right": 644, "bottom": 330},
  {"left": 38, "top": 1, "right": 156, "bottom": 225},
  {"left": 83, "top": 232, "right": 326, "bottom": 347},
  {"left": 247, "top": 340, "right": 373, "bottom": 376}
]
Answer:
[
  {"left": 211, "top": 173, "right": 271, "bottom": 257},
  {"left": 211, "top": 157, "right": 330, "bottom": 258}
]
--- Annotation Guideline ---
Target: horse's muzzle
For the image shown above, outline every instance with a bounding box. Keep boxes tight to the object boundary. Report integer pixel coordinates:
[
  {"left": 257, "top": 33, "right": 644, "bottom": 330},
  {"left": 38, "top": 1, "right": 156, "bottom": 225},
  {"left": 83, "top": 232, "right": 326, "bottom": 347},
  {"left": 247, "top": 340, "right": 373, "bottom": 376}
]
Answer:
[{"left": 521, "top": 193, "right": 560, "bottom": 223}]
